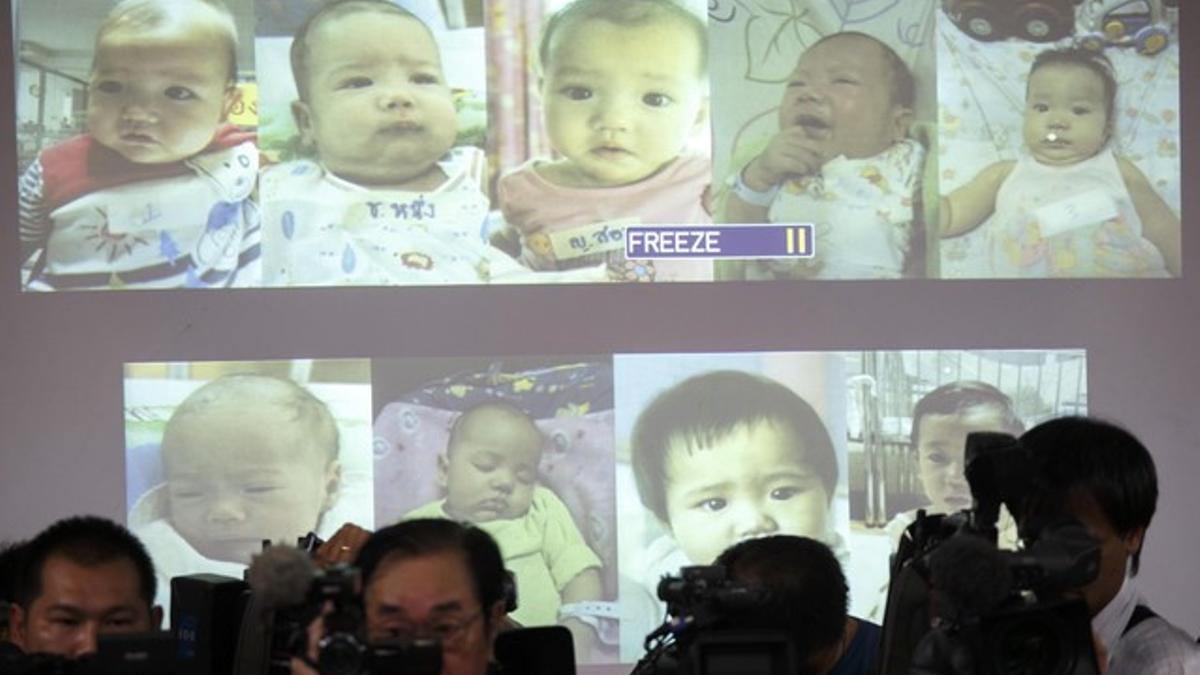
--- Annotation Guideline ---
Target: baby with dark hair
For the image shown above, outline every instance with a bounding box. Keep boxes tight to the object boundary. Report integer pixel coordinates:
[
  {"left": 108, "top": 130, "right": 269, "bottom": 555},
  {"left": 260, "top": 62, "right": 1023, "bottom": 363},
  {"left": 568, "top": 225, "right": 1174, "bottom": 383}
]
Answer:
[
  {"left": 19, "top": 0, "right": 258, "bottom": 290},
  {"left": 722, "top": 31, "right": 925, "bottom": 279},
  {"left": 497, "top": 0, "right": 712, "bottom": 282},
  {"left": 941, "top": 47, "right": 1180, "bottom": 278},
  {"left": 263, "top": 0, "right": 601, "bottom": 285},
  {"left": 621, "top": 369, "right": 843, "bottom": 658},
  {"left": 630, "top": 370, "right": 840, "bottom": 565},
  {"left": 866, "top": 380, "right": 1025, "bottom": 622}
]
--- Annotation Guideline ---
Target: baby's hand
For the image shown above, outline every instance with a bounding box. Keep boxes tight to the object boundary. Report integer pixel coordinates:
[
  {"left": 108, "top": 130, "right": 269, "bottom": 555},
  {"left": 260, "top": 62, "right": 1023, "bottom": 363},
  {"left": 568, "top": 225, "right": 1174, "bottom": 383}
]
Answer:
[{"left": 744, "top": 127, "right": 826, "bottom": 190}]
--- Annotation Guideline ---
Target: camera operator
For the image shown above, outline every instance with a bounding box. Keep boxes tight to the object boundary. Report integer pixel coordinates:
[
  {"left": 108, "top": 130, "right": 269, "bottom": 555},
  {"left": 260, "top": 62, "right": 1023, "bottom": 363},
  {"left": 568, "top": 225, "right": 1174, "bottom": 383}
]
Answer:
[
  {"left": 1022, "top": 417, "right": 1200, "bottom": 674},
  {"left": 290, "top": 518, "right": 510, "bottom": 675},
  {"left": 6, "top": 516, "right": 163, "bottom": 658},
  {"left": 716, "top": 535, "right": 879, "bottom": 675}
]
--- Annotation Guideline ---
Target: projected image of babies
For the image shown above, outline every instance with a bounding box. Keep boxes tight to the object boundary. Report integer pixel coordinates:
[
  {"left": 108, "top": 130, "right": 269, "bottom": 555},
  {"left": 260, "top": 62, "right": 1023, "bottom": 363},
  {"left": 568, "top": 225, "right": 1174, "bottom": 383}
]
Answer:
[
  {"left": 18, "top": 0, "right": 259, "bottom": 291},
  {"left": 405, "top": 402, "right": 605, "bottom": 658},
  {"left": 157, "top": 375, "right": 341, "bottom": 564},
  {"left": 860, "top": 381, "right": 1027, "bottom": 623},
  {"left": 716, "top": 30, "right": 927, "bottom": 280},
  {"left": 906, "top": 382, "right": 1025, "bottom": 519},
  {"left": 615, "top": 359, "right": 848, "bottom": 660},
  {"left": 261, "top": 0, "right": 598, "bottom": 286},
  {"left": 629, "top": 370, "right": 838, "bottom": 568},
  {"left": 940, "top": 48, "right": 1180, "bottom": 278},
  {"left": 495, "top": 0, "right": 712, "bottom": 282},
  {"left": 126, "top": 362, "right": 375, "bottom": 617}
]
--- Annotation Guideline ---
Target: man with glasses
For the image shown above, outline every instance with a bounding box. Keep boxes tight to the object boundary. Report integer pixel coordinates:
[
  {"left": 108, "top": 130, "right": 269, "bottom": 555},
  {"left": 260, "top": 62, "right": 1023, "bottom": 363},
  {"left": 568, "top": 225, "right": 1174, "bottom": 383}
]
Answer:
[{"left": 293, "top": 518, "right": 511, "bottom": 675}]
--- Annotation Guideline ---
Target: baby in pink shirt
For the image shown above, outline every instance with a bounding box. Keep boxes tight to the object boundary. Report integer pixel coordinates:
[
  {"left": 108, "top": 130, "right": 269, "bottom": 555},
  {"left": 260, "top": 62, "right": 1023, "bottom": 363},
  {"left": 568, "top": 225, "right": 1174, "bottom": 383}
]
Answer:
[{"left": 497, "top": 0, "right": 712, "bottom": 282}]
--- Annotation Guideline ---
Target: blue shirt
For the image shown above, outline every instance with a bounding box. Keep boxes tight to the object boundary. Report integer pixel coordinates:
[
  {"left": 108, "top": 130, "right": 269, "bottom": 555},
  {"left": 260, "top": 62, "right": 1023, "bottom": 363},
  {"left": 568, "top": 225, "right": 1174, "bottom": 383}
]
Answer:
[{"left": 828, "top": 618, "right": 881, "bottom": 675}]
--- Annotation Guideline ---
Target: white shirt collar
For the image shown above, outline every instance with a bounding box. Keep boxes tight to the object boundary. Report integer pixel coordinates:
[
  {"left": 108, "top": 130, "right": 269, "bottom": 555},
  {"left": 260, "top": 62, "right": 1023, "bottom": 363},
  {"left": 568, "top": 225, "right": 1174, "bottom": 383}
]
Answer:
[{"left": 1092, "top": 573, "right": 1139, "bottom": 662}]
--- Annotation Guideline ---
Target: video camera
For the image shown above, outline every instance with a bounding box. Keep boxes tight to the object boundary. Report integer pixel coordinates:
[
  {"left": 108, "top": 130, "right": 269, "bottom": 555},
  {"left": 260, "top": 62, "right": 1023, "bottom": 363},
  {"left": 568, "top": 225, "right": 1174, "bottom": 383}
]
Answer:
[
  {"left": 632, "top": 565, "right": 797, "bottom": 675},
  {"left": 878, "top": 432, "right": 1103, "bottom": 675},
  {"left": 248, "top": 542, "right": 441, "bottom": 675},
  {"left": 0, "top": 632, "right": 177, "bottom": 674}
]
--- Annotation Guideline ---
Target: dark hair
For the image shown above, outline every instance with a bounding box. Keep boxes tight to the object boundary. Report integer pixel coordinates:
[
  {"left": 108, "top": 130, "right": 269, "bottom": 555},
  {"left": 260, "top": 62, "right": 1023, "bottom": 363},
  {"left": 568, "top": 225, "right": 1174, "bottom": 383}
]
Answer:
[
  {"left": 447, "top": 401, "right": 540, "bottom": 455},
  {"left": 15, "top": 517, "right": 156, "bottom": 612},
  {"left": 0, "top": 541, "right": 27, "bottom": 605},
  {"left": 809, "top": 31, "right": 915, "bottom": 110},
  {"left": 163, "top": 373, "right": 339, "bottom": 463},
  {"left": 1021, "top": 416, "right": 1157, "bottom": 574},
  {"left": 290, "top": 0, "right": 430, "bottom": 102},
  {"left": 631, "top": 370, "right": 838, "bottom": 524},
  {"left": 910, "top": 380, "right": 1025, "bottom": 448},
  {"left": 1028, "top": 47, "right": 1118, "bottom": 130},
  {"left": 716, "top": 535, "right": 847, "bottom": 666},
  {"left": 355, "top": 519, "right": 507, "bottom": 619},
  {"left": 538, "top": 0, "right": 708, "bottom": 76},
  {"left": 97, "top": 0, "right": 239, "bottom": 83}
]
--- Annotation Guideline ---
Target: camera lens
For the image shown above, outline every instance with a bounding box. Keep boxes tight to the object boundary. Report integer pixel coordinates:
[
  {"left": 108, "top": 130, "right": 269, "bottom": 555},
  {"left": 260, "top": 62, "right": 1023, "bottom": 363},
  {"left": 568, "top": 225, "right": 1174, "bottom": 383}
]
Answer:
[
  {"left": 318, "top": 633, "right": 368, "bottom": 675},
  {"left": 992, "top": 613, "right": 1070, "bottom": 675}
]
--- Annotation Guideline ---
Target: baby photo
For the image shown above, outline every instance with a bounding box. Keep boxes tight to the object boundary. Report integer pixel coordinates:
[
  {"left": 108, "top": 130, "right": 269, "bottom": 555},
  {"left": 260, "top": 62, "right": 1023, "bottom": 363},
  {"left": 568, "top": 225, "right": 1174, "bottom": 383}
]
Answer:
[
  {"left": 15, "top": 0, "right": 260, "bottom": 291},
  {"left": 256, "top": 0, "right": 595, "bottom": 286},
  {"left": 123, "top": 359, "right": 374, "bottom": 617},
  {"left": 613, "top": 352, "right": 849, "bottom": 662},
  {"left": 936, "top": 9, "right": 1181, "bottom": 278},
  {"left": 841, "top": 349, "right": 1087, "bottom": 623},
  {"left": 489, "top": 0, "right": 713, "bottom": 282},
  {"left": 710, "top": 0, "right": 938, "bottom": 280},
  {"left": 371, "top": 356, "right": 618, "bottom": 663}
]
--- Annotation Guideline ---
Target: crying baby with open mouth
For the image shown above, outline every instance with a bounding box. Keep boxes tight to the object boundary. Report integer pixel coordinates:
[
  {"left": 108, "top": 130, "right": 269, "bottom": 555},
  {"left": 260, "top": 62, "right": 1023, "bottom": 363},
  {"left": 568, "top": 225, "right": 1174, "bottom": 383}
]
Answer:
[{"left": 722, "top": 31, "right": 926, "bottom": 279}]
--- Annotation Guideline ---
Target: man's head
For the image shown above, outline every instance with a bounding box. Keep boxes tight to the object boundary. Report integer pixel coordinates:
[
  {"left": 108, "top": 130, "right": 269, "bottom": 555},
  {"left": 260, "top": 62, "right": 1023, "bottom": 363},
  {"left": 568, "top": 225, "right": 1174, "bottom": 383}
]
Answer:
[
  {"left": 9, "top": 517, "right": 161, "bottom": 658},
  {"left": 1024, "top": 48, "right": 1116, "bottom": 166},
  {"left": 88, "top": 0, "right": 240, "bottom": 164},
  {"left": 161, "top": 374, "right": 341, "bottom": 565},
  {"left": 778, "top": 31, "right": 914, "bottom": 161},
  {"left": 439, "top": 402, "right": 543, "bottom": 523},
  {"left": 1021, "top": 416, "right": 1157, "bottom": 616},
  {"left": 537, "top": 0, "right": 709, "bottom": 187},
  {"left": 911, "top": 381, "right": 1025, "bottom": 514},
  {"left": 289, "top": 0, "right": 457, "bottom": 188},
  {"left": 717, "top": 535, "right": 848, "bottom": 675},
  {"left": 355, "top": 519, "right": 508, "bottom": 675},
  {"left": 631, "top": 370, "right": 838, "bottom": 565}
]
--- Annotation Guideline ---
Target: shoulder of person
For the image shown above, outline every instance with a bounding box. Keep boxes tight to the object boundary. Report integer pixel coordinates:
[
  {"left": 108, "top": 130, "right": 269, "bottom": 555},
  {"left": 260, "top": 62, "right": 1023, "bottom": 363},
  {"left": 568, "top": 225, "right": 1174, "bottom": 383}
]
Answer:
[{"left": 1113, "top": 614, "right": 1200, "bottom": 673}]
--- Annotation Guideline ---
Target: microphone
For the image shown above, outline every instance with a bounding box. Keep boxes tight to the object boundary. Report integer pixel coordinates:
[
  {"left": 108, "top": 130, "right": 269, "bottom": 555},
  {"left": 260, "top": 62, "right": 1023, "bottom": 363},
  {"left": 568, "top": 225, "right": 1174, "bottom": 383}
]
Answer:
[
  {"left": 246, "top": 545, "right": 317, "bottom": 614},
  {"left": 927, "top": 534, "right": 1012, "bottom": 621}
]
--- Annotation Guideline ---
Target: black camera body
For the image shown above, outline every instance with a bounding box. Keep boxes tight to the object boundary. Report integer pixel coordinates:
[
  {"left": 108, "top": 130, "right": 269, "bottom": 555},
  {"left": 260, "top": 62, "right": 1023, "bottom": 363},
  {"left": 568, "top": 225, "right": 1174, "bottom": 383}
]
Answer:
[
  {"left": 879, "top": 432, "right": 1104, "bottom": 675},
  {"left": 269, "top": 563, "right": 441, "bottom": 675},
  {"left": 0, "top": 632, "right": 177, "bottom": 674},
  {"left": 634, "top": 566, "right": 797, "bottom": 675}
]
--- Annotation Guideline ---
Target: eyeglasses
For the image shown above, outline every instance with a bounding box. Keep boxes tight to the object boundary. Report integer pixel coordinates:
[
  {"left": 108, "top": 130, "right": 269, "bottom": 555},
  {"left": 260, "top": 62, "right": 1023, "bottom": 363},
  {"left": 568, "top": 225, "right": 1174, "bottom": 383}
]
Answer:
[{"left": 371, "top": 611, "right": 483, "bottom": 649}]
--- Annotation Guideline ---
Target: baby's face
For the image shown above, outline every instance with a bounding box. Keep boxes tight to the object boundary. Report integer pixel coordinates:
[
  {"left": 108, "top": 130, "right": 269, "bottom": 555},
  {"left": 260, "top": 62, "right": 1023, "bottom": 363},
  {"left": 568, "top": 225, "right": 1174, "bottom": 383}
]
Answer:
[
  {"left": 295, "top": 11, "right": 457, "bottom": 187},
  {"left": 778, "top": 35, "right": 909, "bottom": 161},
  {"left": 915, "top": 406, "right": 1014, "bottom": 514},
  {"left": 541, "top": 18, "right": 707, "bottom": 187},
  {"left": 1023, "top": 62, "right": 1109, "bottom": 166},
  {"left": 163, "top": 402, "right": 336, "bottom": 564},
  {"left": 88, "top": 24, "right": 235, "bottom": 164},
  {"left": 440, "top": 409, "right": 542, "bottom": 523},
  {"left": 663, "top": 420, "right": 830, "bottom": 565}
]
